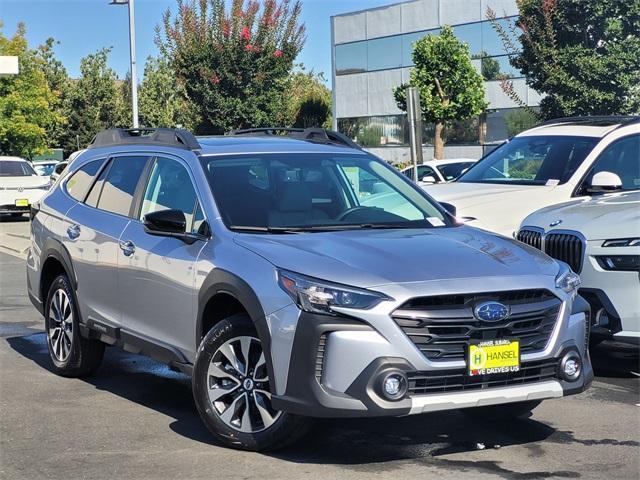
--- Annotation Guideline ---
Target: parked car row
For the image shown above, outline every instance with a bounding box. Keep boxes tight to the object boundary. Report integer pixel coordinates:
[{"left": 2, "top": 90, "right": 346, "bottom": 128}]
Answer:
[{"left": 421, "top": 116, "right": 640, "bottom": 346}]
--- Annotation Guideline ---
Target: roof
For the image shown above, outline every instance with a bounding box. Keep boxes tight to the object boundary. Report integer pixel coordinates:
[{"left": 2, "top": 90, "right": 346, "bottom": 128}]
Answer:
[
  {"left": 0, "top": 156, "right": 28, "bottom": 162},
  {"left": 197, "top": 135, "right": 367, "bottom": 157},
  {"left": 521, "top": 116, "right": 639, "bottom": 138}
]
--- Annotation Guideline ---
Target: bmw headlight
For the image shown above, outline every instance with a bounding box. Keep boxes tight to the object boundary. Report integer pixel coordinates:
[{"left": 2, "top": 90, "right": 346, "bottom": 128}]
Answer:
[
  {"left": 277, "top": 269, "right": 390, "bottom": 315},
  {"left": 555, "top": 262, "right": 581, "bottom": 297}
]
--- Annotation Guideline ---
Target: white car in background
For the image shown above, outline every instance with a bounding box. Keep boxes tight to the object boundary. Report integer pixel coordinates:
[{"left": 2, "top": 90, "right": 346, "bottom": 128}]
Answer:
[
  {"left": 401, "top": 159, "right": 477, "bottom": 185},
  {"left": 517, "top": 191, "right": 640, "bottom": 345},
  {"left": 50, "top": 161, "right": 68, "bottom": 183},
  {"left": 0, "top": 156, "right": 51, "bottom": 217},
  {"left": 426, "top": 117, "right": 640, "bottom": 236}
]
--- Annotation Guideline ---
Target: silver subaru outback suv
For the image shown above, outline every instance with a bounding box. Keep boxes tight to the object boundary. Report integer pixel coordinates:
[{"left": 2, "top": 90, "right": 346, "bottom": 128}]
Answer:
[{"left": 27, "top": 128, "right": 592, "bottom": 451}]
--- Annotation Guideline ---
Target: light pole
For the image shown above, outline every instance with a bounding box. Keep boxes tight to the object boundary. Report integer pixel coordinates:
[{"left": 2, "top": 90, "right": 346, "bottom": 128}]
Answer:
[{"left": 110, "top": 0, "right": 139, "bottom": 128}]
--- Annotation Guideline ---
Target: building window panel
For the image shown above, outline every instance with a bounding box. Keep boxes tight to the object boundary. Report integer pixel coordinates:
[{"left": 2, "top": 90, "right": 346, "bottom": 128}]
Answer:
[
  {"left": 368, "top": 36, "right": 403, "bottom": 71},
  {"left": 485, "top": 107, "right": 539, "bottom": 144},
  {"left": 401, "top": 29, "right": 440, "bottom": 67},
  {"left": 335, "top": 41, "right": 368, "bottom": 76},
  {"left": 482, "top": 55, "right": 522, "bottom": 80},
  {"left": 451, "top": 22, "right": 482, "bottom": 56},
  {"left": 481, "top": 17, "right": 518, "bottom": 57}
]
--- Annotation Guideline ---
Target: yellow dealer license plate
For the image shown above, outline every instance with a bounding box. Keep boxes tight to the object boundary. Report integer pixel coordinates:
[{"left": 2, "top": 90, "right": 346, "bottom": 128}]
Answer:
[
  {"left": 468, "top": 339, "right": 520, "bottom": 376},
  {"left": 15, "top": 199, "right": 29, "bottom": 207}
]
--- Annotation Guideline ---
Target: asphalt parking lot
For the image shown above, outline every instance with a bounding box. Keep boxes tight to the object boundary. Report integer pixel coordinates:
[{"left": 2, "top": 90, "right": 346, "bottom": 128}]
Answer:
[{"left": 1, "top": 217, "right": 638, "bottom": 480}]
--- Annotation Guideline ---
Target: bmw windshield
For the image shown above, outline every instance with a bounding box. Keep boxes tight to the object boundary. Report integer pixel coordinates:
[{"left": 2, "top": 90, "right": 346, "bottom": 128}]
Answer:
[
  {"left": 457, "top": 136, "right": 599, "bottom": 185},
  {"left": 201, "top": 153, "right": 453, "bottom": 232}
]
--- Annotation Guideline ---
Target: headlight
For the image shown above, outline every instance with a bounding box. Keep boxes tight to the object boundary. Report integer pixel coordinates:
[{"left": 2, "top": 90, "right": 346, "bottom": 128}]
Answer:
[
  {"left": 595, "top": 255, "right": 640, "bottom": 272},
  {"left": 277, "top": 269, "right": 390, "bottom": 315},
  {"left": 36, "top": 183, "right": 51, "bottom": 190},
  {"left": 602, "top": 238, "right": 640, "bottom": 247},
  {"left": 555, "top": 262, "right": 581, "bottom": 297}
]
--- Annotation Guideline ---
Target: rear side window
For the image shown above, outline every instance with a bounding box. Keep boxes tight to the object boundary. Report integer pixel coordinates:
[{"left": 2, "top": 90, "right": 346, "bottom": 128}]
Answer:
[
  {"left": 97, "top": 156, "right": 149, "bottom": 217},
  {"left": 65, "top": 159, "right": 105, "bottom": 201}
]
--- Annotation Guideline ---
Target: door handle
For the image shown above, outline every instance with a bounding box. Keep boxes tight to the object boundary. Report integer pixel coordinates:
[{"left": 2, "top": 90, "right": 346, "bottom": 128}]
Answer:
[
  {"left": 119, "top": 240, "right": 136, "bottom": 257},
  {"left": 67, "top": 224, "right": 80, "bottom": 240}
]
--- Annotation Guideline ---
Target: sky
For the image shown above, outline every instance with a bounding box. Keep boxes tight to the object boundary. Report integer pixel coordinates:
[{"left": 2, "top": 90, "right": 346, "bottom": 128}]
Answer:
[{"left": 1, "top": 0, "right": 393, "bottom": 87}]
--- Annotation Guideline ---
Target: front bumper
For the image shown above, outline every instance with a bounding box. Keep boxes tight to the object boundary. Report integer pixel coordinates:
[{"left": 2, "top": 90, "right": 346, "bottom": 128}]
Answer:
[{"left": 271, "top": 306, "right": 593, "bottom": 418}]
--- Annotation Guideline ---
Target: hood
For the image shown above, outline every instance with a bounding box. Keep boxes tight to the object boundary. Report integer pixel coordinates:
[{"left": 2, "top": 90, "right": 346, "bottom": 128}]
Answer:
[
  {"left": 234, "top": 225, "right": 559, "bottom": 288},
  {"left": 521, "top": 191, "right": 640, "bottom": 240},
  {"left": 425, "top": 182, "right": 559, "bottom": 236},
  {"left": 0, "top": 174, "right": 50, "bottom": 189}
]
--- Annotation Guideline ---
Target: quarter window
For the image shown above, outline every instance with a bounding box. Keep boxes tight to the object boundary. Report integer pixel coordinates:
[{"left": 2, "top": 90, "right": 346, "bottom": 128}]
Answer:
[
  {"left": 97, "top": 156, "right": 149, "bottom": 217},
  {"left": 139, "top": 157, "right": 200, "bottom": 232},
  {"left": 65, "top": 159, "right": 105, "bottom": 201}
]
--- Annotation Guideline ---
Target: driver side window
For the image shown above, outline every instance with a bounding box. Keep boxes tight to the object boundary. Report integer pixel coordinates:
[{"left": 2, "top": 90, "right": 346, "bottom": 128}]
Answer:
[
  {"left": 582, "top": 134, "right": 640, "bottom": 192},
  {"left": 140, "top": 157, "right": 200, "bottom": 232}
]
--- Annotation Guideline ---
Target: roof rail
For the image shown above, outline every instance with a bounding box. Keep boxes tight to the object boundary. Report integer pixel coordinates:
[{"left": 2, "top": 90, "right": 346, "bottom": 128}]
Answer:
[
  {"left": 88, "top": 128, "right": 201, "bottom": 151},
  {"left": 536, "top": 115, "right": 640, "bottom": 128},
  {"left": 226, "top": 127, "right": 362, "bottom": 150}
]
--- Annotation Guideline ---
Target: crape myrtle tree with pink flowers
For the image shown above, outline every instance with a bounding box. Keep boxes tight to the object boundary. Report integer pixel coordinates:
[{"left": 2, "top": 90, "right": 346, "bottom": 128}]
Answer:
[{"left": 157, "top": 0, "right": 306, "bottom": 134}]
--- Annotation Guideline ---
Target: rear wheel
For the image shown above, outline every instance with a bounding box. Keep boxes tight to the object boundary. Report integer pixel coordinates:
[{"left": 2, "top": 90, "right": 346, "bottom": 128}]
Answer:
[
  {"left": 192, "top": 314, "right": 311, "bottom": 451},
  {"left": 462, "top": 400, "right": 542, "bottom": 420},
  {"left": 44, "top": 274, "right": 104, "bottom": 377}
]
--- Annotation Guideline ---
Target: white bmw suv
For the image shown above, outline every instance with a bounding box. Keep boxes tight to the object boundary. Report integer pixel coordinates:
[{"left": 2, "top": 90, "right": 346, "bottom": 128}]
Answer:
[
  {"left": 427, "top": 117, "right": 640, "bottom": 236},
  {"left": 517, "top": 191, "right": 640, "bottom": 346}
]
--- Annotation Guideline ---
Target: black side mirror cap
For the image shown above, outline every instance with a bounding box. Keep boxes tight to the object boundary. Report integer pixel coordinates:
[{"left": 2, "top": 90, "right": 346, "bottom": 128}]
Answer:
[
  {"left": 143, "top": 209, "right": 187, "bottom": 234},
  {"left": 440, "top": 202, "right": 457, "bottom": 217}
]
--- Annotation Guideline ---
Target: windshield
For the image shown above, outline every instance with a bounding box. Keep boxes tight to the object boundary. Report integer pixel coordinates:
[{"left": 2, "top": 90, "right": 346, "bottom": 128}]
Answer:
[
  {"left": 0, "top": 161, "right": 36, "bottom": 177},
  {"left": 437, "top": 162, "right": 475, "bottom": 181},
  {"left": 201, "top": 153, "right": 452, "bottom": 232},
  {"left": 457, "top": 136, "right": 598, "bottom": 185},
  {"left": 34, "top": 163, "right": 56, "bottom": 176}
]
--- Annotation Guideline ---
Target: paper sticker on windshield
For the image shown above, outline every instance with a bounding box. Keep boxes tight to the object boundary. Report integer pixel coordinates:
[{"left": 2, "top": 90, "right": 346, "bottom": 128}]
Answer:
[
  {"left": 427, "top": 217, "right": 445, "bottom": 227},
  {"left": 545, "top": 179, "right": 560, "bottom": 186}
]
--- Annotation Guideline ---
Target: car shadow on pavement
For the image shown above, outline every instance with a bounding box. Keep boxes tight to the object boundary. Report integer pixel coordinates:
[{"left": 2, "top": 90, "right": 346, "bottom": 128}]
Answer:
[{"left": 7, "top": 331, "right": 561, "bottom": 465}]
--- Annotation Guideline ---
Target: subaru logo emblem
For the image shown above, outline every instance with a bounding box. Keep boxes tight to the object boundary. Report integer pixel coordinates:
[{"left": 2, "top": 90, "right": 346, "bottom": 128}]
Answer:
[
  {"left": 474, "top": 301, "right": 510, "bottom": 322},
  {"left": 549, "top": 219, "right": 562, "bottom": 227}
]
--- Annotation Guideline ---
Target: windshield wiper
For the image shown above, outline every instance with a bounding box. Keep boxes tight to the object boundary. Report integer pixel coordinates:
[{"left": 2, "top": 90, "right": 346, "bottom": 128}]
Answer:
[{"left": 228, "top": 225, "right": 305, "bottom": 234}]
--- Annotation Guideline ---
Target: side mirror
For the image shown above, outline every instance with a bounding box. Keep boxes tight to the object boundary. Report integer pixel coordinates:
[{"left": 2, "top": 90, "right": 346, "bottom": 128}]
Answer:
[
  {"left": 421, "top": 175, "right": 437, "bottom": 184},
  {"left": 440, "top": 202, "right": 457, "bottom": 217},
  {"left": 143, "top": 209, "right": 193, "bottom": 242},
  {"left": 587, "top": 171, "right": 622, "bottom": 193}
]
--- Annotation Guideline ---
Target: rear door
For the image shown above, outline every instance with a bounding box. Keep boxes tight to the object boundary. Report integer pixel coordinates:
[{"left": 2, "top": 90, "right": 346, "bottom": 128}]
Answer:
[
  {"left": 117, "top": 154, "right": 207, "bottom": 356},
  {"left": 65, "top": 154, "right": 150, "bottom": 328}
]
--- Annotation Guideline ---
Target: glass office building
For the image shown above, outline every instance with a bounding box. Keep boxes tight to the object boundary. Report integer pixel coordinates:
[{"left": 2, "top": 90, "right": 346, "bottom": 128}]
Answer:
[{"left": 330, "top": 0, "right": 542, "bottom": 163}]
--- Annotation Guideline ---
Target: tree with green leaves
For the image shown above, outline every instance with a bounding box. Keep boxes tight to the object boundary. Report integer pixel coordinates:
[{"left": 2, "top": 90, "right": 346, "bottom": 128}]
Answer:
[
  {"left": 138, "top": 56, "right": 197, "bottom": 129},
  {"left": 487, "top": 0, "right": 640, "bottom": 119},
  {"left": 157, "top": 0, "right": 305, "bottom": 134},
  {"left": 0, "top": 23, "right": 62, "bottom": 159},
  {"left": 394, "top": 25, "right": 487, "bottom": 159},
  {"left": 60, "top": 48, "right": 126, "bottom": 152},
  {"left": 286, "top": 67, "right": 331, "bottom": 128}
]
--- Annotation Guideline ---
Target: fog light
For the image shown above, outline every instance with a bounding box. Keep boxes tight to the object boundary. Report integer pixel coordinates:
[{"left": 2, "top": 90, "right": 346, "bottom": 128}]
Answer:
[
  {"left": 559, "top": 351, "right": 582, "bottom": 382},
  {"left": 380, "top": 372, "right": 407, "bottom": 401}
]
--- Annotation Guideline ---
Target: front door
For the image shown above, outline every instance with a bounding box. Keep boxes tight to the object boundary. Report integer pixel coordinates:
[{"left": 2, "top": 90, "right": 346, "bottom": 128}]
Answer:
[{"left": 117, "top": 155, "right": 207, "bottom": 357}]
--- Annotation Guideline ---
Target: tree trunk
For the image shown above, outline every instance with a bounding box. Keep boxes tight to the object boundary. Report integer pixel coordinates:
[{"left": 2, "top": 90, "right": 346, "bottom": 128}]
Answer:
[{"left": 434, "top": 121, "right": 445, "bottom": 160}]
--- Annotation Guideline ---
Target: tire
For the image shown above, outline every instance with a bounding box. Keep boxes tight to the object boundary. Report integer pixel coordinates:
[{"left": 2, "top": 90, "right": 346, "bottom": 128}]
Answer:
[
  {"left": 44, "top": 274, "right": 104, "bottom": 377},
  {"left": 192, "top": 313, "right": 312, "bottom": 451},
  {"left": 462, "top": 400, "right": 542, "bottom": 420}
]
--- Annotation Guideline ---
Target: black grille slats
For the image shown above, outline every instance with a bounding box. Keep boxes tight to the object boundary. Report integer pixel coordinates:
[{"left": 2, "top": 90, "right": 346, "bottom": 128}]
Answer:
[
  {"left": 517, "top": 229, "right": 584, "bottom": 273},
  {"left": 407, "top": 360, "right": 558, "bottom": 394},
  {"left": 392, "top": 290, "right": 561, "bottom": 361}
]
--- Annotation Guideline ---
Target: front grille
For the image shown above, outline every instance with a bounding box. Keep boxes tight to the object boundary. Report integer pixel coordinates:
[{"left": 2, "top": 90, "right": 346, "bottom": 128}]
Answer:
[
  {"left": 516, "top": 229, "right": 542, "bottom": 250},
  {"left": 407, "top": 359, "right": 558, "bottom": 395},
  {"left": 517, "top": 229, "right": 584, "bottom": 273},
  {"left": 315, "top": 334, "right": 327, "bottom": 382},
  {"left": 545, "top": 233, "right": 584, "bottom": 273},
  {"left": 392, "top": 290, "right": 561, "bottom": 361}
]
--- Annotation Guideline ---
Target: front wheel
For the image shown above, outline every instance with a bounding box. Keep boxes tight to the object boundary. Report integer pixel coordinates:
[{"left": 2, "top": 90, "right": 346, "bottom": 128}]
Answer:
[
  {"left": 44, "top": 274, "right": 104, "bottom": 377},
  {"left": 192, "top": 314, "right": 311, "bottom": 451}
]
